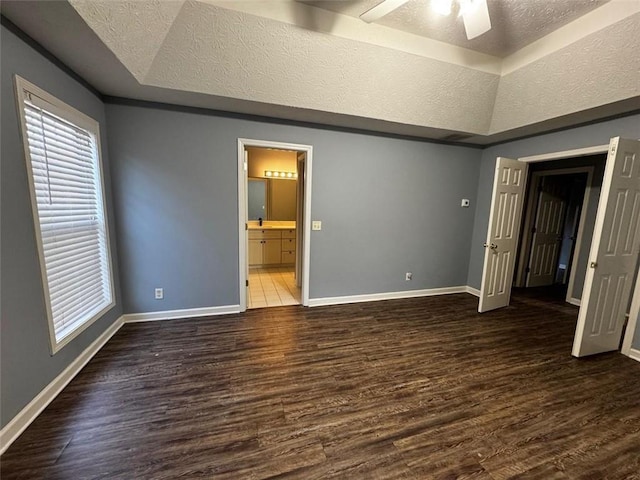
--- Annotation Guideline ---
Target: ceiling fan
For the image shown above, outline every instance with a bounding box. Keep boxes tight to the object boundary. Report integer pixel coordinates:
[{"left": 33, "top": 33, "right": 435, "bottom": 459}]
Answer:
[{"left": 360, "top": 0, "right": 492, "bottom": 40}]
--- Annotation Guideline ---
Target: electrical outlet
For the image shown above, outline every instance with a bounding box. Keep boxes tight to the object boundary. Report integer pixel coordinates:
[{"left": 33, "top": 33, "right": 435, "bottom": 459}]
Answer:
[
  {"left": 405, "top": 272, "right": 412, "bottom": 281},
  {"left": 155, "top": 288, "right": 164, "bottom": 300},
  {"left": 312, "top": 220, "right": 322, "bottom": 231}
]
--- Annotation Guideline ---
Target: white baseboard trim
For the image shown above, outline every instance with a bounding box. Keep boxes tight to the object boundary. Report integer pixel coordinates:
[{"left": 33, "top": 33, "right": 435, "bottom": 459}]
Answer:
[
  {"left": 308, "top": 286, "right": 472, "bottom": 307},
  {"left": 465, "top": 286, "right": 481, "bottom": 297},
  {"left": 567, "top": 297, "right": 581, "bottom": 307},
  {"left": 0, "top": 316, "right": 125, "bottom": 455},
  {"left": 123, "top": 304, "right": 240, "bottom": 323},
  {"left": 627, "top": 348, "right": 640, "bottom": 363}
]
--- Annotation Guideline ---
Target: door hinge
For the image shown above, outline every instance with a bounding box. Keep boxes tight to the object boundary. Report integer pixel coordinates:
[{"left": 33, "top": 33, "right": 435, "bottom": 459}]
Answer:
[
  {"left": 245, "top": 223, "right": 248, "bottom": 231},
  {"left": 246, "top": 280, "right": 249, "bottom": 287}
]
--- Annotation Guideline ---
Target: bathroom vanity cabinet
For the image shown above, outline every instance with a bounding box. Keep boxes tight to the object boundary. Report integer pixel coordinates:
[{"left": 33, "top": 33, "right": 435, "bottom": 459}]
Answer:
[{"left": 248, "top": 228, "right": 296, "bottom": 266}]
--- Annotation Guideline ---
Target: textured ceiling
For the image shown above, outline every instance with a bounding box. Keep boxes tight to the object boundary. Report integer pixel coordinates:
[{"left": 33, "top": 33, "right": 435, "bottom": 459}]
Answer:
[
  {"left": 1, "top": 0, "right": 638, "bottom": 145},
  {"left": 303, "top": 0, "right": 610, "bottom": 57},
  {"left": 142, "top": 0, "right": 499, "bottom": 135},
  {"left": 67, "top": 0, "right": 183, "bottom": 81}
]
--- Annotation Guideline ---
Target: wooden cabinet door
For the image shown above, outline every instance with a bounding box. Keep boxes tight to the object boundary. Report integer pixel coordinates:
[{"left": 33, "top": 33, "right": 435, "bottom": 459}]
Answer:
[
  {"left": 281, "top": 250, "right": 296, "bottom": 264},
  {"left": 263, "top": 238, "right": 282, "bottom": 264},
  {"left": 282, "top": 237, "right": 296, "bottom": 251},
  {"left": 248, "top": 239, "right": 263, "bottom": 266}
]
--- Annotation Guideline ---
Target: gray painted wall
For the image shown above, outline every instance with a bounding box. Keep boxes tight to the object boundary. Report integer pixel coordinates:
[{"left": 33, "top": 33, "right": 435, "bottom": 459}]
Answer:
[
  {"left": 105, "top": 103, "right": 482, "bottom": 313},
  {"left": 1, "top": 25, "right": 122, "bottom": 427}
]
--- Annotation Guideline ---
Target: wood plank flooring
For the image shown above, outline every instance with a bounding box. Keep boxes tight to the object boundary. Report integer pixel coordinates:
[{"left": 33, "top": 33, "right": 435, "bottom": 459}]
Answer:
[{"left": 2, "top": 292, "right": 639, "bottom": 479}]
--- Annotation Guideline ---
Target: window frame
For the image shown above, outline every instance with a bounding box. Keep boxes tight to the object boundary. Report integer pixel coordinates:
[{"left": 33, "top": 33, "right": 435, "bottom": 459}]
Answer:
[{"left": 14, "top": 75, "right": 116, "bottom": 354}]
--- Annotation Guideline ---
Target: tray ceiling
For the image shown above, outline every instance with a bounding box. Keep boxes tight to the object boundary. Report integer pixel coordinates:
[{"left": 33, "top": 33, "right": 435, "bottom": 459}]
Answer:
[{"left": 1, "top": 0, "right": 638, "bottom": 145}]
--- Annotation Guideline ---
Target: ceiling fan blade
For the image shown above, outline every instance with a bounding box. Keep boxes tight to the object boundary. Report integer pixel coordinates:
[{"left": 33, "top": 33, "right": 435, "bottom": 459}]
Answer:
[
  {"left": 360, "top": 0, "right": 411, "bottom": 23},
  {"left": 462, "top": 0, "right": 491, "bottom": 40}
]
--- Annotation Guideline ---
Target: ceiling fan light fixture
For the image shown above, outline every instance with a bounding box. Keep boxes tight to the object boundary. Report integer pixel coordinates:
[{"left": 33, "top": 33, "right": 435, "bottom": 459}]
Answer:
[
  {"left": 432, "top": 0, "right": 453, "bottom": 16},
  {"left": 462, "top": 0, "right": 491, "bottom": 39},
  {"left": 457, "top": 0, "right": 473, "bottom": 17},
  {"left": 361, "top": 0, "right": 491, "bottom": 41}
]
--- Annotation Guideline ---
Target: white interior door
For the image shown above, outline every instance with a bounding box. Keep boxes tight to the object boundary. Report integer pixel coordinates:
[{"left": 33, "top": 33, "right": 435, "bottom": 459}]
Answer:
[
  {"left": 527, "top": 177, "right": 567, "bottom": 287},
  {"left": 572, "top": 137, "right": 640, "bottom": 357},
  {"left": 479, "top": 157, "right": 528, "bottom": 313}
]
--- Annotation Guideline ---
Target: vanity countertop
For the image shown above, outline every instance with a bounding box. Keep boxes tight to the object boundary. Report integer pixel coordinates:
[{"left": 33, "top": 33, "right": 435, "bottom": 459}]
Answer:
[
  {"left": 247, "top": 221, "right": 296, "bottom": 230},
  {"left": 248, "top": 225, "right": 294, "bottom": 230}
]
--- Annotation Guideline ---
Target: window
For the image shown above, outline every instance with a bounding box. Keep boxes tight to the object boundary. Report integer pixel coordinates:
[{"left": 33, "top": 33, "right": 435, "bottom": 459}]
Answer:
[{"left": 15, "top": 76, "right": 114, "bottom": 353}]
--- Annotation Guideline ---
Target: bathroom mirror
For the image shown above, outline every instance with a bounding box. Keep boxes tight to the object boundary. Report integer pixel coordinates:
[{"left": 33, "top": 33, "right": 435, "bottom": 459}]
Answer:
[
  {"left": 248, "top": 178, "right": 267, "bottom": 220},
  {"left": 248, "top": 177, "right": 296, "bottom": 221}
]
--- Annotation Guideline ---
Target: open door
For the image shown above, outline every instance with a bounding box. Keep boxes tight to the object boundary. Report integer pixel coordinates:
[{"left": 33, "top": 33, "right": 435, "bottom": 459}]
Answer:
[
  {"left": 572, "top": 137, "right": 640, "bottom": 357},
  {"left": 527, "top": 177, "right": 567, "bottom": 287},
  {"left": 479, "top": 157, "right": 528, "bottom": 313}
]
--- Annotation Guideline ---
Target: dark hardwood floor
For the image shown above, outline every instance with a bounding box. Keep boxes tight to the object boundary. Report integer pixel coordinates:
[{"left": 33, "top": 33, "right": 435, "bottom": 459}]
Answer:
[{"left": 2, "top": 292, "right": 639, "bottom": 479}]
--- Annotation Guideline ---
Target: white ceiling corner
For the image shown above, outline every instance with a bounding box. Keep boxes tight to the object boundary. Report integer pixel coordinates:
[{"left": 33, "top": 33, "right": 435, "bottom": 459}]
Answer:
[
  {"left": 490, "top": 11, "right": 640, "bottom": 134},
  {"left": 501, "top": 0, "right": 640, "bottom": 75},
  {"left": 68, "top": 0, "right": 185, "bottom": 81}
]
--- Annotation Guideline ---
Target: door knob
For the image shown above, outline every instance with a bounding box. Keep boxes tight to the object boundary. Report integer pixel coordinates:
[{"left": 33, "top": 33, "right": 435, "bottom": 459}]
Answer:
[
  {"left": 590, "top": 261, "right": 597, "bottom": 268},
  {"left": 483, "top": 243, "right": 498, "bottom": 250}
]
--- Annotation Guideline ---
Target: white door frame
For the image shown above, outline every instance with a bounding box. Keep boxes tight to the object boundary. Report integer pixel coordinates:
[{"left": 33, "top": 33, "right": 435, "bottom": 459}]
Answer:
[
  {"left": 295, "top": 152, "right": 305, "bottom": 288},
  {"left": 514, "top": 166, "right": 594, "bottom": 306},
  {"left": 237, "top": 138, "right": 313, "bottom": 311},
  {"left": 518, "top": 144, "right": 609, "bottom": 164}
]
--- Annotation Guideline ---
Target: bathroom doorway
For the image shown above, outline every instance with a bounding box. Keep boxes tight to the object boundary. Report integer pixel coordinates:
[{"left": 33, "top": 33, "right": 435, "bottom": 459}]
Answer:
[{"left": 237, "top": 139, "right": 312, "bottom": 311}]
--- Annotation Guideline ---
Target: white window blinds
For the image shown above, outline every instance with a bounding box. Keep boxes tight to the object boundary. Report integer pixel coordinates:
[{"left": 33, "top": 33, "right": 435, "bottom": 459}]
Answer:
[{"left": 18, "top": 80, "right": 114, "bottom": 350}]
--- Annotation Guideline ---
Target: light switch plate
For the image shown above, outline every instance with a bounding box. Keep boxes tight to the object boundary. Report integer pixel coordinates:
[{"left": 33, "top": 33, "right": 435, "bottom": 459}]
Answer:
[
  {"left": 312, "top": 220, "right": 322, "bottom": 231},
  {"left": 461, "top": 199, "right": 470, "bottom": 207}
]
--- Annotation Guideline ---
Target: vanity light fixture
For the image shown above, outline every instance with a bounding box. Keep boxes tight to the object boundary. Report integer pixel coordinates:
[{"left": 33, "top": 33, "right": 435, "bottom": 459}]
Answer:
[{"left": 265, "top": 170, "right": 298, "bottom": 179}]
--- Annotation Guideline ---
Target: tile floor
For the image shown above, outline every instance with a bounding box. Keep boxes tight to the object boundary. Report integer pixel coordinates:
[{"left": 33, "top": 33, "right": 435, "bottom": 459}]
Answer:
[{"left": 248, "top": 266, "right": 301, "bottom": 308}]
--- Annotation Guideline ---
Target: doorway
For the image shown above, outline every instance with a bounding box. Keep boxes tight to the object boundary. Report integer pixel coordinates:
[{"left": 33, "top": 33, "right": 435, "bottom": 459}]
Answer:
[
  {"left": 237, "top": 138, "right": 312, "bottom": 311},
  {"left": 514, "top": 165, "right": 597, "bottom": 306}
]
